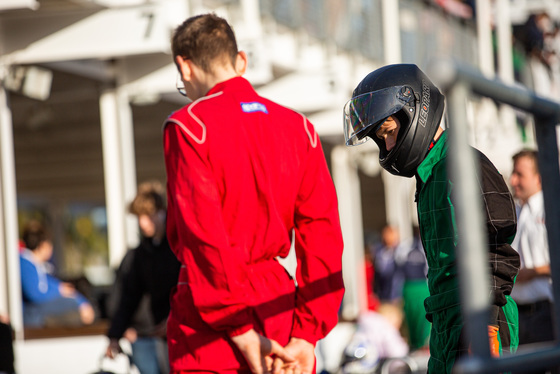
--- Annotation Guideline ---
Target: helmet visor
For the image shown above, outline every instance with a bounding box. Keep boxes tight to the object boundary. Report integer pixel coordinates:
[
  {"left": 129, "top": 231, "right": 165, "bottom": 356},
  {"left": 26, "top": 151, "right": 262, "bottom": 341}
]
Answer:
[{"left": 343, "top": 85, "right": 414, "bottom": 146}]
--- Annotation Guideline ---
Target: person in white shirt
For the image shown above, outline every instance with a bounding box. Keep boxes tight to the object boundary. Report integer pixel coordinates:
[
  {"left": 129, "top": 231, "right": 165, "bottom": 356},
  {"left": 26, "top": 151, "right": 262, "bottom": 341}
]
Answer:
[
  {"left": 341, "top": 303, "right": 409, "bottom": 374},
  {"left": 510, "top": 149, "right": 554, "bottom": 351}
]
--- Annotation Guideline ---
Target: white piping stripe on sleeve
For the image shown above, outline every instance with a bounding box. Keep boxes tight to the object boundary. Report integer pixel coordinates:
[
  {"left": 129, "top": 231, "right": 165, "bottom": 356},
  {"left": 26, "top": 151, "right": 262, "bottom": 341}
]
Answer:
[
  {"left": 166, "top": 118, "right": 205, "bottom": 144},
  {"left": 301, "top": 113, "right": 318, "bottom": 148},
  {"left": 163, "top": 91, "right": 224, "bottom": 144}
]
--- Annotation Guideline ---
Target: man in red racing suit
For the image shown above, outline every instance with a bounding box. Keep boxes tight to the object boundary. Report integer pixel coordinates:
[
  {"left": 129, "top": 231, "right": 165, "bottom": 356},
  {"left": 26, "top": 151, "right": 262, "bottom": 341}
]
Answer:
[{"left": 163, "top": 13, "right": 344, "bottom": 374}]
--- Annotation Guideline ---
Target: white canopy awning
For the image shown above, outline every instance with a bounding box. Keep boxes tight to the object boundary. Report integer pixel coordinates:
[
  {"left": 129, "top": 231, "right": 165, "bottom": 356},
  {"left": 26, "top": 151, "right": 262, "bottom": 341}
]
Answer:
[
  {"left": 0, "top": 0, "right": 38, "bottom": 11},
  {"left": 257, "top": 70, "right": 347, "bottom": 115},
  {"left": 307, "top": 109, "right": 344, "bottom": 137},
  {"left": 2, "top": 2, "right": 187, "bottom": 65}
]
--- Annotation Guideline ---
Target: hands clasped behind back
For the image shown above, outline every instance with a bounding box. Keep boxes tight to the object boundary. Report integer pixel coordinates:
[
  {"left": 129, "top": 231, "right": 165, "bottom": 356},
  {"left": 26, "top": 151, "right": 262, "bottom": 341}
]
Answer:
[{"left": 230, "top": 329, "right": 296, "bottom": 374}]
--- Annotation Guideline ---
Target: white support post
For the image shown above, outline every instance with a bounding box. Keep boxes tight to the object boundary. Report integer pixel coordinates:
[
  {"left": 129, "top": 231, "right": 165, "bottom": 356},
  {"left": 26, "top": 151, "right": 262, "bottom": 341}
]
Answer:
[
  {"left": 240, "top": 0, "right": 262, "bottom": 35},
  {"left": 382, "top": 171, "right": 414, "bottom": 242},
  {"left": 382, "top": 0, "right": 402, "bottom": 64},
  {"left": 496, "top": 0, "right": 514, "bottom": 84},
  {"left": 116, "top": 87, "right": 139, "bottom": 250},
  {"left": 100, "top": 89, "right": 128, "bottom": 268},
  {"left": 0, "top": 86, "right": 23, "bottom": 336},
  {"left": 495, "top": 0, "right": 517, "bottom": 137},
  {"left": 476, "top": 0, "right": 495, "bottom": 77},
  {"left": 331, "top": 146, "right": 367, "bottom": 320},
  {"left": 0, "top": 146, "right": 6, "bottom": 319}
]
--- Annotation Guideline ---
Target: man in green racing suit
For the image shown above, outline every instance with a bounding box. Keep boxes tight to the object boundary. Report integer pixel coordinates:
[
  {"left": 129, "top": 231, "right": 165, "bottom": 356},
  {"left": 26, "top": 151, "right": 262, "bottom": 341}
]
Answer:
[{"left": 343, "top": 64, "right": 520, "bottom": 373}]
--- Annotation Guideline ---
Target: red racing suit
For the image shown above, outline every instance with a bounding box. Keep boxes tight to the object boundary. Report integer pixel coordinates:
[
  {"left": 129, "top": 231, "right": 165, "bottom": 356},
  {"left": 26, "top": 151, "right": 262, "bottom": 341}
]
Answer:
[{"left": 163, "top": 76, "right": 345, "bottom": 372}]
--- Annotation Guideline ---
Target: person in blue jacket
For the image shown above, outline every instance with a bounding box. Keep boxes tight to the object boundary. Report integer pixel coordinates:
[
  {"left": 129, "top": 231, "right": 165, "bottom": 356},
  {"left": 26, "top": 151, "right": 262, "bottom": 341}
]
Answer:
[{"left": 19, "top": 220, "right": 95, "bottom": 327}]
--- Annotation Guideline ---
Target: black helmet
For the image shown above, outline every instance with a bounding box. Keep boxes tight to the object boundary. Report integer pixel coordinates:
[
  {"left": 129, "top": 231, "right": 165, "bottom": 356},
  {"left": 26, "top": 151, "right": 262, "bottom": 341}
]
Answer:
[{"left": 343, "top": 64, "right": 445, "bottom": 178}]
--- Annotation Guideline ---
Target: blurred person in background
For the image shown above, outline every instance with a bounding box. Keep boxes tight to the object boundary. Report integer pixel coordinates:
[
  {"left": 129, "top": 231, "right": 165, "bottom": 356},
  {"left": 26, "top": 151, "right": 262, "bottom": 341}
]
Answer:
[
  {"left": 340, "top": 303, "right": 409, "bottom": 374},
  {"left": 19, "top": 220, "right": 95, "bottom": 327},
  {"left": 510, "top": 150, "right": 554, "bottom": 364},
  {"left": 396, "top": 226, "right": 431, "bottom": 351},
  {"left": 516, "top": 12, "right": 560, "bottom": 98},
  {"left": 105, "top": 181, "right": 180, "bottom": 374},
  {"left": 373, "top": 225, "right": 405, "bottom": 304},
  {"left": 363, "top": 242, "right": 380, "bottom": 311}
]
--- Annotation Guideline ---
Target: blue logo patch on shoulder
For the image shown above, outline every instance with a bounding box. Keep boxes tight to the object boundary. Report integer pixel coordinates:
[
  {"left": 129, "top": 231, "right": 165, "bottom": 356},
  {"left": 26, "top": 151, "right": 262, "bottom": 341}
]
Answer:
[{"left": 241, "top": 102, "right": 268, "bottom": 114}]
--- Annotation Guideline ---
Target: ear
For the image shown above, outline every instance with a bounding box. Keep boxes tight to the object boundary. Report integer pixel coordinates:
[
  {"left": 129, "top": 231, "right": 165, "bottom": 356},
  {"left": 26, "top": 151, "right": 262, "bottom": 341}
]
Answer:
[
  {"left": 235, "top": 51, "right": 248, "bottom": 75},
  {"left": 175, "top": 55, "right": 192, "bottom": 81}
]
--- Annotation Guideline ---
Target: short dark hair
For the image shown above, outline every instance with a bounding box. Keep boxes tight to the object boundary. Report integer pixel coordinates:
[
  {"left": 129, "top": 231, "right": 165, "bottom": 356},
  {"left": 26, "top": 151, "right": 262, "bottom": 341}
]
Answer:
[
  {"left": 22, "top": 220, "right": 49, "bottom": 251},
  {"left": 512, "top": 149, "right": 539, "bottom": 174},
  {"left": 129, "top": 180, "right": 166, "bottom": 216},
  {"left": 172, "top": 13, "right": 238, "bottom": 73}
]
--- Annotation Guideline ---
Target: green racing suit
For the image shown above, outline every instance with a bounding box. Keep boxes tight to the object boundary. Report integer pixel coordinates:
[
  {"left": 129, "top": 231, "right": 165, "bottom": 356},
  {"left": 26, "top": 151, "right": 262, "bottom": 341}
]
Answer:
[{"left": 415, "top": 131, "right": 520, "bottom": 373}]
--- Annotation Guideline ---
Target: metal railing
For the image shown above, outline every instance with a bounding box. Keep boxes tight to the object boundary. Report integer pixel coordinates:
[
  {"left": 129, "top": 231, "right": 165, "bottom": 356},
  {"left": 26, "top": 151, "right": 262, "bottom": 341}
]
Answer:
[{"left": 430, "top": 59, "right": 560, "bottom": 373}]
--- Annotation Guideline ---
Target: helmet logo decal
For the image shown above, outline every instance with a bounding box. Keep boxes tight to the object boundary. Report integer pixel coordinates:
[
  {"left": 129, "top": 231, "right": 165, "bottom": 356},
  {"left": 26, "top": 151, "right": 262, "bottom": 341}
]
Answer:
[{"left": 419, "top": 80, "right": 430, "bottom": 128}]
